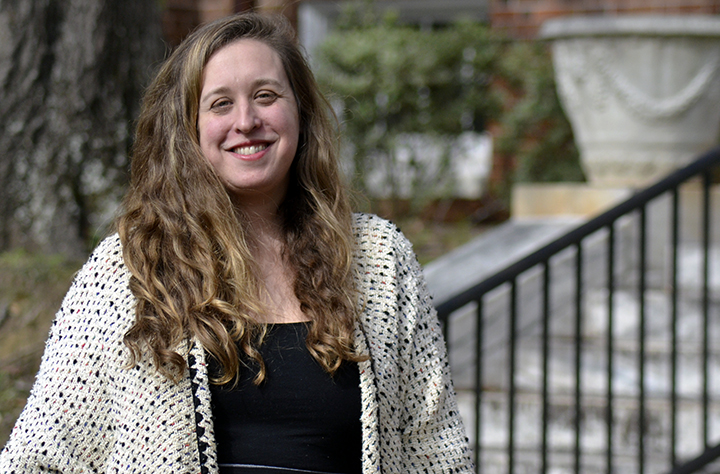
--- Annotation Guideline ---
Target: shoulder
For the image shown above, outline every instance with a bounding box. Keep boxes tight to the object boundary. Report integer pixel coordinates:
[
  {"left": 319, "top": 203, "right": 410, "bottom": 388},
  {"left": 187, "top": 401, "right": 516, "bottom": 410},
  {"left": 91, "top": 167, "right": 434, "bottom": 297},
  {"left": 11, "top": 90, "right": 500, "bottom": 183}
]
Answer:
[
  {"left": 51, "top": 232, "right": 130, "bottom": 333},
  {"left": 75, "top": 233, "right": 127, "bottom": 284},
  {"left": 351, "top": 213, "right": 413, "bottom": 259},
  {"left": 351, "top": 212, "right": 397, "bottom": 236},
  {"left": 88, "top": 232, "right": 124, "bottom": 265},
  {"left": 36, "top": 234, "right": 134, "bottom": 381},
  {"left": 351, "top": 213, "right": 424, "bottom": 302},
  {"left": 62, "top": 233, "right": 132, "bottom": 315}
]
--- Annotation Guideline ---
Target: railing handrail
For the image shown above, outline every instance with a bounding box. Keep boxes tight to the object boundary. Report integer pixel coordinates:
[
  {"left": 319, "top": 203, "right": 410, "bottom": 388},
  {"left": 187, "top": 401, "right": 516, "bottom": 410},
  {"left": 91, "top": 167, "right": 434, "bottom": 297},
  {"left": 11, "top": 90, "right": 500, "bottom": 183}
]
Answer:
[
  {"left": 670, "top": 443, "right": 720, "bottom": 474},
  {"left": 436, "top": 146, "right": 720, "bottom": 320}
]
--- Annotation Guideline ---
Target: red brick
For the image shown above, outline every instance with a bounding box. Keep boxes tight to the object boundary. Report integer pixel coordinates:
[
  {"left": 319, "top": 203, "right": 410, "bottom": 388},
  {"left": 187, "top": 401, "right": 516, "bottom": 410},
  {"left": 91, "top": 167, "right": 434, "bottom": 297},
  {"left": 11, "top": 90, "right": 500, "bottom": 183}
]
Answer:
[{"left": 489, "top": 0, "right": 720, "bottom": 39}]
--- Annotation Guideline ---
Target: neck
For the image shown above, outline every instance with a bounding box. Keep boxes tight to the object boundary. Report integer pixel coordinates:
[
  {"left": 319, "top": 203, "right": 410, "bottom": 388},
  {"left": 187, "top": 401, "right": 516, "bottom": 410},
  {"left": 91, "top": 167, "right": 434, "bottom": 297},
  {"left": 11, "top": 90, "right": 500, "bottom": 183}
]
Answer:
[
  {"left": 246, "top": 210, "right": 283, "bottom": 243},
  {"left": 232, "top": 194, "right": 284, "bottom": 242}
]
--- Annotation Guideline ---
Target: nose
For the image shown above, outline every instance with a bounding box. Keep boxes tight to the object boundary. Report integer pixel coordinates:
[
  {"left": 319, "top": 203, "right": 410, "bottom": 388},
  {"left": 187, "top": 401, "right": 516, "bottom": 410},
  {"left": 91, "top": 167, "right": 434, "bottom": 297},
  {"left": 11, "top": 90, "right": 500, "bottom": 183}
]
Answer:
[{"left": 234, "top": 103, "right": 261, "bottom": 133}]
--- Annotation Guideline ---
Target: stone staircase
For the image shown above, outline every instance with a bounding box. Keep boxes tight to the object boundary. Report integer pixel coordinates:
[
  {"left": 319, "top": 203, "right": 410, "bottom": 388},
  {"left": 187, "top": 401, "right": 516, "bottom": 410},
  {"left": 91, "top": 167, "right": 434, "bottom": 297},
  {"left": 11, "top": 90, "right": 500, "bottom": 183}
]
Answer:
[{"left": 425, "top": 185, "right": 720, "bottom": 473}]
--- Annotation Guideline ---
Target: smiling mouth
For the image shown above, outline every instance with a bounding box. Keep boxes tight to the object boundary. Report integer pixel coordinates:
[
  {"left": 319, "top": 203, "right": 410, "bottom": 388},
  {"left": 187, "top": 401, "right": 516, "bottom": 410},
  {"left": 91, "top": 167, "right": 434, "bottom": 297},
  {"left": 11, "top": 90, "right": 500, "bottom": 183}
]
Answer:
[{"left": 231, "top": 144, "right": 268, "bottom": 155}]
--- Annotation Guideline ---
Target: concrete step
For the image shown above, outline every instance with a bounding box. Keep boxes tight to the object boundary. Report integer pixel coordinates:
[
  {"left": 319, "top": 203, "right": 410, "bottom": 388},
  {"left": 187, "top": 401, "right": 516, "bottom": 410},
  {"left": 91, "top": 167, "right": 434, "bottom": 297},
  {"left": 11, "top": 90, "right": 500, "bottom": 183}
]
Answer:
[
  {"left": 455, "top": 388, "right": 720, "bottom": 474},
  {"left": 424, "top": 217, "right": 583, "bottom": 306}
]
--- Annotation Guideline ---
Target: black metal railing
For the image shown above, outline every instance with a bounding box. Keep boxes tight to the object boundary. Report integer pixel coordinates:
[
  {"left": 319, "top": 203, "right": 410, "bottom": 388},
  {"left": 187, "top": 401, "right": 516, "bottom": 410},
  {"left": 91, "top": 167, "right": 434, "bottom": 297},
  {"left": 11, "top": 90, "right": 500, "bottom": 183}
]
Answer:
[{"left": 436, "top": 147, "right": 720, "bottom": 474}]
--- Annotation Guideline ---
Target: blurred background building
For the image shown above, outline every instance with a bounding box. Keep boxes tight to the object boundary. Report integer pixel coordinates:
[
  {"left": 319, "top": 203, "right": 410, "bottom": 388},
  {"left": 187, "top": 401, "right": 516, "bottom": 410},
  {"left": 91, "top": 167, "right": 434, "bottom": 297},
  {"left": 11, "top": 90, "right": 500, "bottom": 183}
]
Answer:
[{"left": 162, "top": 0, "right": 720, "bottom": 46}]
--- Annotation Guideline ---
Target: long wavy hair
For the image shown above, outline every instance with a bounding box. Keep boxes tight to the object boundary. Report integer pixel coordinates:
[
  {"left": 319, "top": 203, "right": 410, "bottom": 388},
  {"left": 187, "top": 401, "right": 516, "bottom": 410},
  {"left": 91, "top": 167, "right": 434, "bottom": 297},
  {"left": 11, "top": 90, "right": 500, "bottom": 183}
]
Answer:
[{"left": 117, "top": 13, "right": 363, "bottom": 385}]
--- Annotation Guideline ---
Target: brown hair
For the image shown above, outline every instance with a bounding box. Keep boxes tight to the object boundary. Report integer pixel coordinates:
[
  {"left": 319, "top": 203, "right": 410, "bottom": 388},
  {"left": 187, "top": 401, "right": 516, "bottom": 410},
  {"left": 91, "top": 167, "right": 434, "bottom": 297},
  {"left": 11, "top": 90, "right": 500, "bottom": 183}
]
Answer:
[{"left": 117, "top": 12, "right": 362, "bottom": 384}]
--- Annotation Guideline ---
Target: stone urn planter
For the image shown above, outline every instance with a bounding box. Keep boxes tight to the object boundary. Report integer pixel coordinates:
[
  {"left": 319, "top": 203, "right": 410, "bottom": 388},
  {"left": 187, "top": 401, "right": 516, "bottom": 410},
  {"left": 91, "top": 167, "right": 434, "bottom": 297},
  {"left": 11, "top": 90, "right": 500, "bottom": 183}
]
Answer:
[{"left": 540, "top": 15, "right": 720, "bottom": 187}]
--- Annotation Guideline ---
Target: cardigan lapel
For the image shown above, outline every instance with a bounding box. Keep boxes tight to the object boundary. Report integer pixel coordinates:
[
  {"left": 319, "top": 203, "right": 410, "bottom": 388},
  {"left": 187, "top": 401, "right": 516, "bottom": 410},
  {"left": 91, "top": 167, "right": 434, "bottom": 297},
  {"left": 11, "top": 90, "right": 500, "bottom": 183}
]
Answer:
[
  {"left": 354, "top": 320, "right": 381, "bottom": 473},
  {"left": 188, "top": 340, "right": 219, "bottom": 474}
]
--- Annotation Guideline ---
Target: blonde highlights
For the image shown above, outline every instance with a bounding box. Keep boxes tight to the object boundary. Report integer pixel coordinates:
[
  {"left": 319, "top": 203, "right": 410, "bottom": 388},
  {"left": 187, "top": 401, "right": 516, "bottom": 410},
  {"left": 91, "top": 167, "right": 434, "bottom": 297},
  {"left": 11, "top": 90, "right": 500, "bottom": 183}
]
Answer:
[{"left": 118, "top": 13, "right": 363, "bottom": 384}]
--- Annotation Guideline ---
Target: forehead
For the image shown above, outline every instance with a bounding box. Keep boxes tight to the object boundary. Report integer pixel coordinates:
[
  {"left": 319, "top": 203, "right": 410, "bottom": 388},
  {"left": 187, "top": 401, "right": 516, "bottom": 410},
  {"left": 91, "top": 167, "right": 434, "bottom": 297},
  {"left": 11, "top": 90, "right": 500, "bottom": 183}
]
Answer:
[{"left": 202, "top": 39, "right": 287, "bottom": 85}]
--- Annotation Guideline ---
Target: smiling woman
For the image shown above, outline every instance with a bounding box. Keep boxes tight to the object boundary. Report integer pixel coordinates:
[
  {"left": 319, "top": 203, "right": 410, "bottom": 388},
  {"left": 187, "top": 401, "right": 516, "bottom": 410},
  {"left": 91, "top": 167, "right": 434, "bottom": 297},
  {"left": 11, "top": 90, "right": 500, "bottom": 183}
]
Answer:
[{"left": 0, "top": 12, "right": 474, "bottom": 474}]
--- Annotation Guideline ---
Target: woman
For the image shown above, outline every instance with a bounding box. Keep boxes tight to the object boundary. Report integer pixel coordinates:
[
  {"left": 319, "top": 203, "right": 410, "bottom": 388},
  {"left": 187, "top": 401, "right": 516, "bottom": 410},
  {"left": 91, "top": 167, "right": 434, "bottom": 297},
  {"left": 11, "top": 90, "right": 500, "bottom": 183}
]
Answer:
[{"left": 0, "top": 12, "right": 473, "bottom": 474}]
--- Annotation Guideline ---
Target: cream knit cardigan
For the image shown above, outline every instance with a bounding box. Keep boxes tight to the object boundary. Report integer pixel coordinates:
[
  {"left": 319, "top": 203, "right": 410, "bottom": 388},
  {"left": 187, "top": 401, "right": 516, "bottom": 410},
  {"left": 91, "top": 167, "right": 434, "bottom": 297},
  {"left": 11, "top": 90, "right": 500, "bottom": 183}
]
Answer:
[{"left": 0, "top": 214, "right": 474, "bottom": 473}]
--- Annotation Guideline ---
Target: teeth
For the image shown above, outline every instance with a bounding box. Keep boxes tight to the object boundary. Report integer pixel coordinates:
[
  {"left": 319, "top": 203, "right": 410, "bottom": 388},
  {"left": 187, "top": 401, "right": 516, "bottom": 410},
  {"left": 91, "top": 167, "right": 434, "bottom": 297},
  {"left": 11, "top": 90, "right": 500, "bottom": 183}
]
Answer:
[{"left": 233, "top": 144, "right": 267, "bottom": 155}]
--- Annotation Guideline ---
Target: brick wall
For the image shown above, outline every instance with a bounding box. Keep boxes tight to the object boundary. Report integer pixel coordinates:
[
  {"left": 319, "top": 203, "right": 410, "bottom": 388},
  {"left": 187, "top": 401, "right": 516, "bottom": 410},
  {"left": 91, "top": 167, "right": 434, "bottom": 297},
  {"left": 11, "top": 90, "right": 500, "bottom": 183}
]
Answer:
[
  {"left": 162, "top": 0, "right": 297, "bottom": 47},
  {"left": 162, "top": 0, "right": 238, "bottom": 47},
  {"left": 490, "top": 0, "right": 720, "bottom": 39}
]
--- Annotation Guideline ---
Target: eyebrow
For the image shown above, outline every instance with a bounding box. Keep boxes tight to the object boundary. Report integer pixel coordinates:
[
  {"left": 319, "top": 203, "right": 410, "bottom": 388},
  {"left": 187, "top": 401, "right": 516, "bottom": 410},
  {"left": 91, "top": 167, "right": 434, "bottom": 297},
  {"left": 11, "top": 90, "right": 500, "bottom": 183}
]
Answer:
[{"left": 200, "top": 78, "right": 285, "bottom": 105}]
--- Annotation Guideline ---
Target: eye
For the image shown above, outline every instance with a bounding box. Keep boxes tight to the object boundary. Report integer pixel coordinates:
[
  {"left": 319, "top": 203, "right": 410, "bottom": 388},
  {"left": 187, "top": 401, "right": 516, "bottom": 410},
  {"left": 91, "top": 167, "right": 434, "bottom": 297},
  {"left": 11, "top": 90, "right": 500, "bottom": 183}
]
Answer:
[
  {"left": 255, "top": 90, "right": 278, "bottom": 104},
  {"left": 211, "top": 98, "right": 232, "bottom": 110}
]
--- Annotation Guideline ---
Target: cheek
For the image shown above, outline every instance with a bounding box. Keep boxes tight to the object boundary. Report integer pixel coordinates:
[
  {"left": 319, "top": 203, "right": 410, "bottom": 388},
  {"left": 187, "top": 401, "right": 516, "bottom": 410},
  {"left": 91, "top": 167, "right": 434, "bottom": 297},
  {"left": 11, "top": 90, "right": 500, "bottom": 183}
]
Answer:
[
  {"left": 282, "top": 109, "right": 300, "bottom": 149},
  {"left": 198, "top": 116, "right": 226, "bottom": 154}
]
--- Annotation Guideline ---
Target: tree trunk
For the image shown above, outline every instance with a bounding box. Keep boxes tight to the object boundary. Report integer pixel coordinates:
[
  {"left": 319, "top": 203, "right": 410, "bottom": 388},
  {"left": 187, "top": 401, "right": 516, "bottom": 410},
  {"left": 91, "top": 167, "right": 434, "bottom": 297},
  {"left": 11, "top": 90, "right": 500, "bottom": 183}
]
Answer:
[{"left": 0, "top": 0, "right": 163, "bottom": 257}]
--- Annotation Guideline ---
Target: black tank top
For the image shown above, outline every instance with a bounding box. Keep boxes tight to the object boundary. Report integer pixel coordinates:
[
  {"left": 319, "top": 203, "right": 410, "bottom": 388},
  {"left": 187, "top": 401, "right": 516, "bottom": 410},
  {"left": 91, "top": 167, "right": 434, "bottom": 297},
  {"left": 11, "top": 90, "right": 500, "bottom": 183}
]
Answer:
[{"left": 208, "top": 323, "right": 362, "bottom": 474}]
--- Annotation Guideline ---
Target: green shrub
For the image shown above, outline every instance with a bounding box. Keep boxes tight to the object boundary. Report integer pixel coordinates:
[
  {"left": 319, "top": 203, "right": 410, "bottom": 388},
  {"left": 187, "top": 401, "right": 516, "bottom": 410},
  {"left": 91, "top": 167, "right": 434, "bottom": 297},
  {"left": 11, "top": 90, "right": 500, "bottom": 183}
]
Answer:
[
  {"left": 316, "top": 3, "right": 584, "bottom": 215},
  {"left": 316, "top": 7, "right": 502, "bottom": 214},
  {"left": 494, "top": 40, "right": 584, "bottom": 186}
]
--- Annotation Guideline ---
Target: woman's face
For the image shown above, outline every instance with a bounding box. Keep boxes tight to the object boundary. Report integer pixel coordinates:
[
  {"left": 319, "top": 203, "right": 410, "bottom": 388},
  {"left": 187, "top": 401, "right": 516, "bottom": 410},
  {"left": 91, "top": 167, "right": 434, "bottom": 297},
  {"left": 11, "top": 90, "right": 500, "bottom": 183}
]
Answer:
[{"left": 197, "top": 39, "right": 300, "bottom": 205}]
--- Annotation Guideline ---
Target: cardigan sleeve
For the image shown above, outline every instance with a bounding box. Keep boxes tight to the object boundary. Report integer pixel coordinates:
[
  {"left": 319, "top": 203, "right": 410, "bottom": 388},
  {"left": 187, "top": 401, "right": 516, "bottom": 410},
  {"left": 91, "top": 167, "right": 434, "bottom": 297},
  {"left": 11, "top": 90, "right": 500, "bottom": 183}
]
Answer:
[
  {"left": 391, "top": 227, "right": 475, "bottom": 473},
  {"left": 0, "top": 236, "right": 131, "bottom": 473},
  {"left": 353, "top": 213, "right": 474, "bottom": 473}
]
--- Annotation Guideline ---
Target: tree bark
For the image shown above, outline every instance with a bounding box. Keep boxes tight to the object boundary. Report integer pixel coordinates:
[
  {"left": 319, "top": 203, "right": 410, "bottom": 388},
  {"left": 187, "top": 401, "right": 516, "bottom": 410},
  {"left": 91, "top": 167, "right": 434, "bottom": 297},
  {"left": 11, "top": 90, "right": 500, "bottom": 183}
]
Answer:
[{"left": 0, "top": 0, "right": 163, "bottom": 257}]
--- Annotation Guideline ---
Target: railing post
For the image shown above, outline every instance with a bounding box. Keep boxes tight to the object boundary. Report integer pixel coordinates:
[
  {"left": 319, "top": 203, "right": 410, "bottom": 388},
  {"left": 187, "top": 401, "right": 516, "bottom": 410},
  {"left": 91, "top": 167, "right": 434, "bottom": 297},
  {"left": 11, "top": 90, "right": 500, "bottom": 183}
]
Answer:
[
  {"left": 508, "top": 280, "right": 518, "bottom": 474},
  {"left": 702, "top": 171, "right": 711, "bottom": 449},
  {"left": 475, "top": 300, "right": 484, "bottom": 472},
  {"left": 639, "top": 206, "right": 647, "bottom": 474},
  {"left": 606, "top": 224, "right": 616, "bottom": 474},
  {"left": 541, "top": 263, "right": 551, "bottom": 474},
  {"left": 574, "top": 243, "right": 583, "bottom": 474},
  {"left": 670, "top": 187, "right": 680, "bottom": 469}
]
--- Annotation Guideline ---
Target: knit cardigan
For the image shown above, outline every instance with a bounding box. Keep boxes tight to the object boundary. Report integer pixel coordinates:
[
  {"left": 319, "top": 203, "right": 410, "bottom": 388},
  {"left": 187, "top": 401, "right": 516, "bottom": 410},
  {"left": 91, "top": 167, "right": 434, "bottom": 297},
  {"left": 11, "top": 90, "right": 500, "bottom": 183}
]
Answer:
[{"left": 0, "top": 214, "right": 474, "bottom": 473}]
